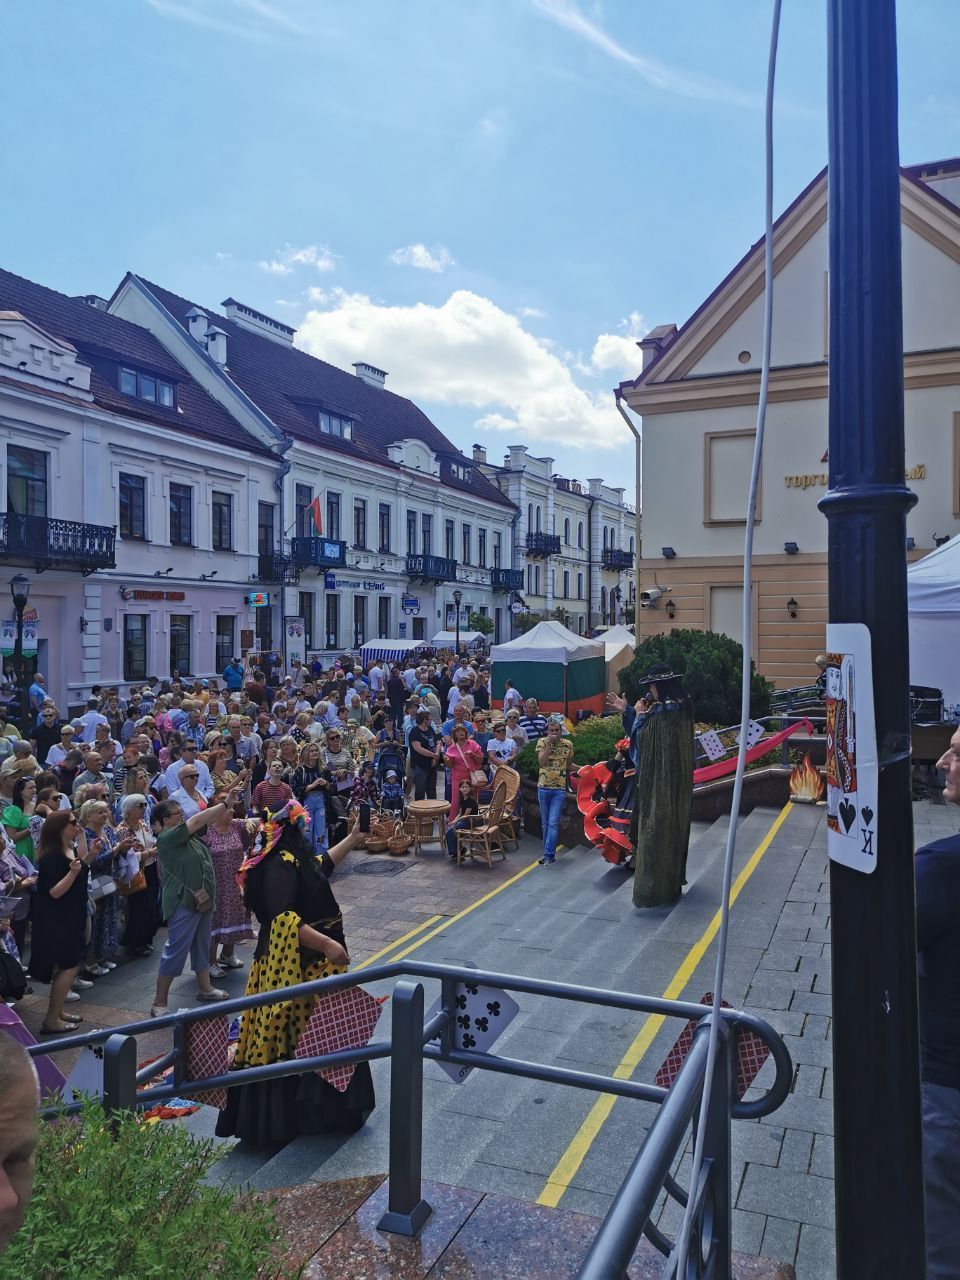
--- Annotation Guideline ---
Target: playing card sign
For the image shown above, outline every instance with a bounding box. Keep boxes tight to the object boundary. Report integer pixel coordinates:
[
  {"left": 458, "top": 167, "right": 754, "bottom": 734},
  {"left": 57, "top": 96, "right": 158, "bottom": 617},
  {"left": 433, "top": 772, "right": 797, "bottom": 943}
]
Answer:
[
  {"left": 426, "top": 975, "right": 520, "bottom": 1084},
  {"left": 697, "top": 730, "right": 726, "bottom": 763},
  {"left": 824, "top": 623, "right": 878, "bottom": 874},
  {"left": 735, "top": 720, "right": 766, "bottom": 751}
]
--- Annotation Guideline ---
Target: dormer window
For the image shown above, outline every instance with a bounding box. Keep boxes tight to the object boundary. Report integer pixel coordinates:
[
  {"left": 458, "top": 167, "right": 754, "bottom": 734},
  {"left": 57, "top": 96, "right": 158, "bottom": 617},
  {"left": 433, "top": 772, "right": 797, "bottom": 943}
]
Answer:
[
  {"left": 319, "top": 410, "right": 353, "bottom": 440},
  {"left": 449, "top": 462, "right": 472, "bottom": 482},
  {"left": 120, "top": 366, "right": 175, "bottom": 408}
]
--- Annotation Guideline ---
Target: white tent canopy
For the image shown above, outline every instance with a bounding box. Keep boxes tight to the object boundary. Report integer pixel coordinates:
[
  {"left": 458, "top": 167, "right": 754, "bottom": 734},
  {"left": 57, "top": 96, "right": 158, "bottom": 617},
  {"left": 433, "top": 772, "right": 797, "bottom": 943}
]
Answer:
[
  {"left": 359, "top": 639, "right": 427, "bottom": 665},
  {"left": 489, "top": 620, "right": 603, "bottom": 665},
  {"left": 907, "top": 534, "right": 960, "bottom": 708},
  {"left": 600, "top": 624, "right": 637, "bottom": 694},
  {"left": 430, "top": 630, "right": 487, "bottom": 649}
]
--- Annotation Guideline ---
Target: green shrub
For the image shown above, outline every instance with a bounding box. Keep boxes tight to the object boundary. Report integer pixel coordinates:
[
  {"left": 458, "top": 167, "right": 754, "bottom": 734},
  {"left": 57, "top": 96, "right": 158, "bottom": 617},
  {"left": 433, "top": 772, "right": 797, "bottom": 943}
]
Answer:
[
  {"left": 620, "top": 630, "right": 773, "bottom": 727},
  {"left": 1, "top": 1098, "right": 279, "bottom": 1280},
  {"left": 467, "top": 610, "right": 494, "bottom": 636},
  {"left": 515, "top": 714, "right": 625, "bottom": 777}
]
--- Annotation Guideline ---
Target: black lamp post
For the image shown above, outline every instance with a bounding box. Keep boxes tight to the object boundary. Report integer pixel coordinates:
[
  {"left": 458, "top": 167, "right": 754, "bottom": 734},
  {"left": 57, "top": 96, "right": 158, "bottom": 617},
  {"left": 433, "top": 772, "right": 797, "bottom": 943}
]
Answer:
[
  {"left": 452, "top": 588, "right": 462, "bottom": 654},
  {"left": 10, "top": 574, "right": 31, "bottom": 736}
]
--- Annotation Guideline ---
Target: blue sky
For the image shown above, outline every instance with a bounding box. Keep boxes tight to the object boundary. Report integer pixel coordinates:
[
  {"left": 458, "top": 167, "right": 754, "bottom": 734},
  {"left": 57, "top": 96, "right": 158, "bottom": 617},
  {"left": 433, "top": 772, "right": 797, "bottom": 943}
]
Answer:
[{"left": 3, "top": 1, "right": 958, "bottom": 499}]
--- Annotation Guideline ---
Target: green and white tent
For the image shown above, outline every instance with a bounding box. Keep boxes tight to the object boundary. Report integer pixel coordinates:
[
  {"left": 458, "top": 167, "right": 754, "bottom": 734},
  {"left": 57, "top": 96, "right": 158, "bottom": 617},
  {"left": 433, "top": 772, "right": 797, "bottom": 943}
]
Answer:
[{"left": 490, "top": 621, "right": 605, "bottom": 717}]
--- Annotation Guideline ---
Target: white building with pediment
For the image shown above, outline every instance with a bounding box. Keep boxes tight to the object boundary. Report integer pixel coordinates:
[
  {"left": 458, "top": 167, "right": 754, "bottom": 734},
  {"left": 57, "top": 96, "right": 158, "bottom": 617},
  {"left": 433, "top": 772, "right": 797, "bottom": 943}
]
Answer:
[{"left": 619, "top": 158, "right": 960, "bottom": 687}]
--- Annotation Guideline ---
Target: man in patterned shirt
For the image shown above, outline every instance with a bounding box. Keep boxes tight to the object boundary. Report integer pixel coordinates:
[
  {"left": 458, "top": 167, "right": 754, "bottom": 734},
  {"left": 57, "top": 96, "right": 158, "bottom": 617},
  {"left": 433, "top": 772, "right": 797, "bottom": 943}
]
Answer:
[{"left": 535, "top": 714, "right": 574, "bottom": 865}]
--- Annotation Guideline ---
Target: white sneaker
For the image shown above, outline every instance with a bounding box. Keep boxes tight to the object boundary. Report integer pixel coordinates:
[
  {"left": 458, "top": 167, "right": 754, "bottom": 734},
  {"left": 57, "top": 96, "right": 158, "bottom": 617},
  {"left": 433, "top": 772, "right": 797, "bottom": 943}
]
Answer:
[
  {"left": 150, "top": 1004, "right": 169, "bottom": 1018},
  {"left": 72, "top": 978, "right": 94, "bottom": 991},
  {"left": 208, "top": 963, "right": 226, "bottom": 979},
  {"left": 64, "top": 990, "right": 81, "bottom": 1002},
  {"left": 101, "top": 961, "right": 117, "bottom": 971}
]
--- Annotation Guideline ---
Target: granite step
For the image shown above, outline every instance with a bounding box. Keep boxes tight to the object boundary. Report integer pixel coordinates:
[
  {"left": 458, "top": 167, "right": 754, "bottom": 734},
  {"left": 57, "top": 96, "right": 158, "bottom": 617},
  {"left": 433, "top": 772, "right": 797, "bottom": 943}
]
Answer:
[{"left": 263, "top": 1173, "right": 796, "bottom": 1278}]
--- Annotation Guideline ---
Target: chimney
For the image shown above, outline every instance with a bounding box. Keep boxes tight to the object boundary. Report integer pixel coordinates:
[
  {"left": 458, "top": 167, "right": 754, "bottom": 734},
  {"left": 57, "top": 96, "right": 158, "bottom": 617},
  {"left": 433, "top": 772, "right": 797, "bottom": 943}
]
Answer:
[
  {"left": 352, "top": 361, "right": 387, "bottom": 389},
  {"left": 205, "top": 326, "right": 228, "bottom": 366},
  {"left": 77, "top": 294, "right": 108, "bottom": 311},
  {"left": 186, "top": 307, "right": 209, "bottom": 344},
  {"left": 472, "top": 443, "right": 487, "bottom": 464},
  {"left": 221, "top": 298, "right": 295, "bottom": 346},
  {"left": 639, "top": 323, "right": 678, "bottom": 370}
]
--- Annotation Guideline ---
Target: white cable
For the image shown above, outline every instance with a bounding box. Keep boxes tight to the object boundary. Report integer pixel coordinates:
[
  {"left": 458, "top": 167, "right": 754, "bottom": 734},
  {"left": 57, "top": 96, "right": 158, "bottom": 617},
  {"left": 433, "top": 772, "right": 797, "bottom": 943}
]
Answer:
[{"left": 674, "top": 2, "right": 782, "bottom": 1273}]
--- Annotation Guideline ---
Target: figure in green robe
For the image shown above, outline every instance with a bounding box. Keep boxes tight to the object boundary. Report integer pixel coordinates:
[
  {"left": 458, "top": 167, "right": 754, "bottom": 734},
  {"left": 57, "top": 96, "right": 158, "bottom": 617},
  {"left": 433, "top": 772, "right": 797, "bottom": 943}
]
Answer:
[{"left": 608, "top": 663, "right": 695, "bottom": 907}]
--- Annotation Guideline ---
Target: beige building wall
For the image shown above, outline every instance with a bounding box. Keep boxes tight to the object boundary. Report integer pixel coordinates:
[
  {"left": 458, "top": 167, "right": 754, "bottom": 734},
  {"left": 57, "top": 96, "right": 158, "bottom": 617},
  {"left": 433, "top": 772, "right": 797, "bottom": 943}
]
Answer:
[{"left": 626, "top": 169, "right": 960, "bottom": 688}]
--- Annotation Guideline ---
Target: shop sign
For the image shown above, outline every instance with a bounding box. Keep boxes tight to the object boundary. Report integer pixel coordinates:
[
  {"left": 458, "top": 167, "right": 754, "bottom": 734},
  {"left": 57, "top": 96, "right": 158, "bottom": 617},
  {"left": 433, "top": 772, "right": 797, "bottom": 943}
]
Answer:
[
  {"left": 123, "top": 589, "right": 186, "bottom": 601},
  {"left": 0, "top": 615, "right": 38, "bottom": 658},
  {"left": 323, "top": 576, "right": 386, "bottom": 592},
  {"left": 398, "top": 621, "right": 408, "bottom": 637},
  {"left": 446, "top": 605, "right": 469, "bottom": 629},
  {"left": 401, "top": 594, "right": 420, "bottom": 616},
  {"left": 284, "top": 616, "right": 306, "bottom": 667},
  {"left": 784, "top": 463, "right": 925, "bottom": 490}
]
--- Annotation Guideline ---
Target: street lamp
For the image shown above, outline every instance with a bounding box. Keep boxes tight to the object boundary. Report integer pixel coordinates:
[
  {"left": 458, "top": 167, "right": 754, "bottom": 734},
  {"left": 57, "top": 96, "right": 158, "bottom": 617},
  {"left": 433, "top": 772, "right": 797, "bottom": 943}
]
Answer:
[
  {"left": 452, "top": 588, "right": 463, "bottom": 654},
  {"left": 10, "top": 574, "right": 31, "bottom": 736}
]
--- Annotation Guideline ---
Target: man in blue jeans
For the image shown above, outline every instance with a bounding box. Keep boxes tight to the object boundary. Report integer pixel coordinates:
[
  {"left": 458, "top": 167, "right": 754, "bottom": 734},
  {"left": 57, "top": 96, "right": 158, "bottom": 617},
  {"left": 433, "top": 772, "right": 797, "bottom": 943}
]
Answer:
[{"left": 535, "top": 714, "right": 573, "bottom": 865}]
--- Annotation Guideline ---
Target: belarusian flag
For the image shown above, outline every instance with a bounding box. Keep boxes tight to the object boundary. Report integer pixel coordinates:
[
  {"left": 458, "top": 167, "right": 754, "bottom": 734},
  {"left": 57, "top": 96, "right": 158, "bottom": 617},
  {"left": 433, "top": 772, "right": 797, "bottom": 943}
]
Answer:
[{"left": 310, "top": 495, "right": 323, "bottom": 535}]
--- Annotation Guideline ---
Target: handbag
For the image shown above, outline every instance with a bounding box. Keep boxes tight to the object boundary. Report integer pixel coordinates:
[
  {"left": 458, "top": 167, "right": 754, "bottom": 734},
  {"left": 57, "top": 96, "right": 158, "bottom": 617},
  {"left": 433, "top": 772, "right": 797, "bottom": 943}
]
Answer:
[
  {"left": 457, "top": 744, "right": 487, "bottom": 789},
  {"left": 116, "top": 868, "right": 147, "bottom": 897},
  {"left": 90, "top": 874, "right": 117, "bottom": 901}
]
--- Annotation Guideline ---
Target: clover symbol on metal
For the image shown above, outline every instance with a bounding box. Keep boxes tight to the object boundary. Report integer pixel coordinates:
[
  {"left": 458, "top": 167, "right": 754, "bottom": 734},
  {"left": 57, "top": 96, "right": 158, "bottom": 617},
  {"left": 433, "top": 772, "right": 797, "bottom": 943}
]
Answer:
[{"left": 462, "top": 1033, "right": 477, "bottom": 1049}]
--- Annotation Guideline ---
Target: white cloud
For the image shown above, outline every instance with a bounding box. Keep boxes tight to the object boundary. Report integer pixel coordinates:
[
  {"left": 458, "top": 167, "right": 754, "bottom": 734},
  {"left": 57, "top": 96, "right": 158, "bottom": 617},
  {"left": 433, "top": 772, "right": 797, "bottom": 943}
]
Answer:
[
  {"left": 215, "top": 250, "right": 233, "bottom": 262},
  {"left": 581, "top": 311, "right": 646, "bottom": 380},
  {"left": 389, "top": 243, "right": 456, "bottom": 273},
  {"left": 258, "top": 244, "right": 337, "bottom": 275},
  {"left": 296, "top": 288, "right": 628, "bottom": 450},
  {"left": 146, "top": 0, "right": 305, "bottom": 40},
  {"left": 518, "top": 306, "right": 546, "bottom": 319}
]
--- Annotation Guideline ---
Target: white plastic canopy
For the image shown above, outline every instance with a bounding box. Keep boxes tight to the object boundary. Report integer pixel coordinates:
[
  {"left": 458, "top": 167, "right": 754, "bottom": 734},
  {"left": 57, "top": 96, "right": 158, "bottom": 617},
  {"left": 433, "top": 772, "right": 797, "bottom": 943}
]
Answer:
[
  {"left": 489, "top": 620, "right": 603, "bottom": 665},
  {"left": 599, "top": 624, "right": 637, "bottom": 694},
  {"left": 430, "top": 630, "right": 487, "bottom": 649},
  {"left": 907, "top": 534, "right": 960, "bottom": 707}
]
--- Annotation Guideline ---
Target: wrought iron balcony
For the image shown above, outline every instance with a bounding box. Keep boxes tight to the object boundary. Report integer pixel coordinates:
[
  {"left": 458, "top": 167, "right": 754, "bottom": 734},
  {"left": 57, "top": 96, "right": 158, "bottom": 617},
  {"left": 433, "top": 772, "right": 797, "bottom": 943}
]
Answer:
[
  {"left": 491, "top": 567, "right": 524, "bottom": 591},
  {"left": 602, "top": 548, "right": 634, "bottom": 570},
  {"left": 406, "top": 553, "right": 457, "bottom": 583},
  {"left": 0, "top": 513, "right": 116, "bottom": 575},
  {"left": 525, "top": 531, "right": 561, "bottom": 557},
  {"left": 255, "top": 552, "right": 301, "bottom": 585},
  {"left": 290, "top": 537, "right": 347, "bottom": 569}
]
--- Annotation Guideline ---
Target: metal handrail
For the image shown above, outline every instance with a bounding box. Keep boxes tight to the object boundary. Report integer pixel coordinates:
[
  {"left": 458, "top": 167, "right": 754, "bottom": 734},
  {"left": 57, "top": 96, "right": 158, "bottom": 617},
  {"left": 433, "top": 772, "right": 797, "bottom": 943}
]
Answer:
[{"left": 30, "top": 957, "right": 792, "bottom": 1257}]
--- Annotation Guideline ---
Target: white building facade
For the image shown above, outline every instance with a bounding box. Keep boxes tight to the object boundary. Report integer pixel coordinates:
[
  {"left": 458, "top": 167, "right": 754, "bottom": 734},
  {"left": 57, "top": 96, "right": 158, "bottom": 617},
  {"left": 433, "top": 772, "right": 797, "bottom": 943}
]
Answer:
[{"left": 474, "top": 444, "right": 636, "bottom": 634}]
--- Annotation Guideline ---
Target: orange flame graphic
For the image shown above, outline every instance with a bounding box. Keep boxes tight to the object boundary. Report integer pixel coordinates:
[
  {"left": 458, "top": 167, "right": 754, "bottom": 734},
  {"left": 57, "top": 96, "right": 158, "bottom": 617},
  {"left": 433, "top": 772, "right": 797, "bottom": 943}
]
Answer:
[{"left": 789, "top": 753, "right": 824, "bottom": 802}]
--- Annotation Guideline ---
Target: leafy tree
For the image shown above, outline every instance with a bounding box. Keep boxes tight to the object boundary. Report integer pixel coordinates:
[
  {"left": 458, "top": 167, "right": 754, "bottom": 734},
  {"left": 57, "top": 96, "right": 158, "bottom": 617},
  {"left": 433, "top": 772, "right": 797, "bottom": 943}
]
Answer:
[
  {"left": 467, "top": 610, "right": 494, "bottom": 636},
  {"left": 512, "top": 610, "right": 543, "bottom": 635},
  {"left": 620, "top": 629, "right": 774, "bottom": 726},
  {"left": 551, "top": 606, "right": 572, "bottom": 628}
]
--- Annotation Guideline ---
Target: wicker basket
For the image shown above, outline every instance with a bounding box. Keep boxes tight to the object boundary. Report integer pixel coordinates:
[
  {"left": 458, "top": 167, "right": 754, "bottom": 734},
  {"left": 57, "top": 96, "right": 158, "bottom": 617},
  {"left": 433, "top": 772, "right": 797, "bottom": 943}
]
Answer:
[
  {"left": 365, "top": 837, "right": 390, "bottom": 854},
  {"left": 387, "top": 821, "right": 413, "bottom": 856}
]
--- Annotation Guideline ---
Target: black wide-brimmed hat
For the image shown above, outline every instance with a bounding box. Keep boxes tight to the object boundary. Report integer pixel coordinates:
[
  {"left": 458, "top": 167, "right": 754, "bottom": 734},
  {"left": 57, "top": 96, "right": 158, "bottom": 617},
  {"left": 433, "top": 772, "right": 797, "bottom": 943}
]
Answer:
[{"left": 638, "top": 662, "right": 680, "bottom": 686}]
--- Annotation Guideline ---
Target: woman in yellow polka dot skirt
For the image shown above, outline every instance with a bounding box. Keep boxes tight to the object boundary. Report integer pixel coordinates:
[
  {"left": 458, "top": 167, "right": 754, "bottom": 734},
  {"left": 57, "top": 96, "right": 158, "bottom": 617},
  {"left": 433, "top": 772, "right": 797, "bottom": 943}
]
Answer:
[{"left": 215, "top": 801, "right": 374, "bottom": 1143}]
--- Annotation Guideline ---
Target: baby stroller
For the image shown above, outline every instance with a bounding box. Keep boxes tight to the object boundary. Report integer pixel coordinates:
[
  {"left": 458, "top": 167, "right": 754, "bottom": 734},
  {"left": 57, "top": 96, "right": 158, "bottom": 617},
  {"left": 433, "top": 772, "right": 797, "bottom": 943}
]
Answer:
[
  {"left": 375, "top": 741, "right": 407, "bottom": 788},
  {"left": 379, "top": 769, "right": 407, "bottom": 820}
]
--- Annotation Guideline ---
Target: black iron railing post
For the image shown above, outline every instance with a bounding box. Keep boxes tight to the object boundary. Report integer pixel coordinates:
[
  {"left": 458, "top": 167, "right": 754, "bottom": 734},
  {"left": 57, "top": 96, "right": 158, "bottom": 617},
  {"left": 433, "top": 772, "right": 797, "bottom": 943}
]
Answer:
[
  {"left": 377, "top": 979, "right": 432, "bottom": 1236},
  {"left": 102, "top": 1033, "right": 137, "bottom": 1133}
]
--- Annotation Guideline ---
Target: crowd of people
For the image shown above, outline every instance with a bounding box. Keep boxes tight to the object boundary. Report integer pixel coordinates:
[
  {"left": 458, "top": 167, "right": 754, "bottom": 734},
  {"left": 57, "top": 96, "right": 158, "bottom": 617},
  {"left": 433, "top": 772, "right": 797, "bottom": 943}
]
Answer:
[{"left": 0, "top": 651, "right": 552, "bottom": 1037}]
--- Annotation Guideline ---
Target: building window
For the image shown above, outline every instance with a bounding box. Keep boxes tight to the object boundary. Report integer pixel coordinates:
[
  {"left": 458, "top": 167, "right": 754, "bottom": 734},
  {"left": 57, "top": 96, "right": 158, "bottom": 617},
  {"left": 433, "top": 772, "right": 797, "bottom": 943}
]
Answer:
[
  {"left": 563, "top": 517, "right": 570, "bottom": 544},
  {"left": 378, "top": 595, "right": 391, "bottom": 639},
  {"left": 255, "top": 605, "right": 273, "bottom": 651},
  {"left": 704, "top": 429, "right": 761, "bottom": 525},
  {"left": 600, "top": 587, "right": 607, "bottom": 620},
  {"left": 406, "top": 510, "right": 417, "bottom": 555},
  {"left": 119, "top": 472, "right": 146, "bottom": 540},
  {"left": 7, "top": 446, "right": 47, "bottom": 517},
  {"left": 629, "top": 534, "right": 635, "bottom": 554},
  {"left": 563, "top": 569, "right": 570, "bottom": 597},
  {"left": 462, "top": 524, "right": 472, "bottom": 565},
  {"left": 603, "top": 526, "right": 608, "bottom": 550},
  {"left": 258, "top": 501, "right": 275, "bottom": 555},
  {"left": 527, "top": 503, "right": 533, "bottom": 532},
  {"left": 378, "top": 502, "right": 391, "bottom": 552},
  {"left": 318, "top": 411, "right": 353, "bottom": 440},
  {"left": 493, "top": 531, "right": 502, "bottom": 568},
  {"left": 527, "top": 565, "right": 533, "bottom": 595},
  {"left": 353, "top": 595, "right": 367, "bottom": 647},
  {"left": 169, "top": 613, "right": 191, "bottom": 676},
  {"left": 326, "top": 491, "right": 341, "bottom": 540},
  {"left": 123, "top": 614, "right": 148, "bottom": 681},
  {"left": 535, "top": 505, "right": 542, "bottom": 532},
  {"left": 295, "top": 484, "right": 313, "bottom": 538},
  {"left": 120, "top": 366, "right": 175, "bottom": 408},
  {"left": 212, "top": 490, "right": 233, "bottom": 551},
  {"left": 578, "top": 521, "right": 584, "bottom": 549},
  {"left": 215, "top": 616, "right": 235, "bottom": 672},
  {"left": 326, "top": 594, "right": 339, "bottom": 649},
  {"left": 445, "top": 519, "right": 455, "bottom": 561},
  {"left": 299, "top": 592, "right": 314, "bottom": 650},
  {"left": 609, "top": 526, "right": 616, "bottom": 549},
  {"left": 169, "top": 482, "right": 192, "bottom": 546},
  {"left": 353, "top": 498, "right": 367, "bottom": 549},
  {"left": 478, "top": 528, "right": 487, "bottom": 568},
  {"left": 534, "top": 565, "right": 541, "bottom": 595},
  {"left": 577, "top": 572, "right": 584, "bottom": 599},
  {"left": 421, "top": 513, "right": 432, "bottom": 556}
]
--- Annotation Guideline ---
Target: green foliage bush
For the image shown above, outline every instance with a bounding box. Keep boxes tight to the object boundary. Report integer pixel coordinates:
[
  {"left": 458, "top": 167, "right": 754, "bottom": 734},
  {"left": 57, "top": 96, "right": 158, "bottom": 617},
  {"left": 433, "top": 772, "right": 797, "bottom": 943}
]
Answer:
[
  {"left": 467, "top": 610, "right": 494, "bottom": 636},
  {"left": 1, "top": 1098, "right": 279, "bottom": 1280},
  {"left": 515, "top": 714, "right": 625, "bottom": 777},
  {"left": 620, "top": 630, "right": 773, "bottom": 727}
]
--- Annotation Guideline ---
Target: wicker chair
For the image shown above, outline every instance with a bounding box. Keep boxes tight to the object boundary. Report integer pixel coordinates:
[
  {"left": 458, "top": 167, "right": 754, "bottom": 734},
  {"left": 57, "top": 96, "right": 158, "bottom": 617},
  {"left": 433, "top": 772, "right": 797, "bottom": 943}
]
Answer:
[
  {"left": 456, "top": 779, "right": 508, "bottom": 868},
  {"left": 488, "top": 764, "right": 521, "bottom": 850}
]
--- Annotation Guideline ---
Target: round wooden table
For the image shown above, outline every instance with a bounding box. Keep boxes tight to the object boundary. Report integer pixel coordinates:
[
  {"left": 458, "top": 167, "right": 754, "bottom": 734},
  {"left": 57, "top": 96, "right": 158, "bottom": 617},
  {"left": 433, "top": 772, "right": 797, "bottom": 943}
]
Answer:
[{"left": 406, "top": 799, "right": 451, "bottom": 855}]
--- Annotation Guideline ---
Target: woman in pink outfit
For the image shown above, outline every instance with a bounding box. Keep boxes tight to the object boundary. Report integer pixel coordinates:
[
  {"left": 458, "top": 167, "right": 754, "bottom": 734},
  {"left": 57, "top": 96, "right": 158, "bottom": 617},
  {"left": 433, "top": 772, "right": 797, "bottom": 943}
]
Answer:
[{"left": 444, "top": 725, "right": 485, "bottom": 821}]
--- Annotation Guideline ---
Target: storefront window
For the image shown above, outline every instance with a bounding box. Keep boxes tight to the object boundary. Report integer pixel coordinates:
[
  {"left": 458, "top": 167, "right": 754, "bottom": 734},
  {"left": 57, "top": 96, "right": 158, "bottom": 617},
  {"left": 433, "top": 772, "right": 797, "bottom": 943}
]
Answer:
[
  {"left": 255, "top": 605, "right": 273, "bottom": 651},
  {"left": 377, "top": 596, "right": 390, "bottom": 639},
  {"left": 353, "top": 595, "right": 367, "bottom": 648},
  {"left": 215, "top": 616, "right": 235, "bottom": 671},
  {"left": 326, "top": 594, "right": 339, "bottom": 649},
  {"left": 299, "top": 592, "right": 314, "bottom": 651},
  {"left": 123, "top": 614, "right": 148, "bottom": 681},
  {"left": 169, "top": 614, "right": 191, "bottom": 676}
]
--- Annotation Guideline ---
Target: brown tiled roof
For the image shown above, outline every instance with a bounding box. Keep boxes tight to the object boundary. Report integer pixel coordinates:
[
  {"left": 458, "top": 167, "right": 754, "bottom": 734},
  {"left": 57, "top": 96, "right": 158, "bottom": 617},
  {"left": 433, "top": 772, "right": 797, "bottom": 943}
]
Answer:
[
  {"left": 132, "top": 276, "right": 515, "bottom": 510},
  {"left": 0, "top": 267, "right": 275, "bottom": 455}
]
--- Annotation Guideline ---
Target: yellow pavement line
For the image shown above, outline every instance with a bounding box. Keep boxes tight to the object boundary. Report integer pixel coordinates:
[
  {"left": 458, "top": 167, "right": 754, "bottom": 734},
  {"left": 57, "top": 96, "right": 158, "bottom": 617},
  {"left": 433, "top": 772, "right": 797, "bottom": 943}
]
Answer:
[
  {"left": 354, "top": 916, "right": 445, "bottom": 970},
  {"left": 385, "top": 849, "right": 551, "bottom": 964},
  {"left": 537, "top": 803, "right": 794, "bottom": 1208}
]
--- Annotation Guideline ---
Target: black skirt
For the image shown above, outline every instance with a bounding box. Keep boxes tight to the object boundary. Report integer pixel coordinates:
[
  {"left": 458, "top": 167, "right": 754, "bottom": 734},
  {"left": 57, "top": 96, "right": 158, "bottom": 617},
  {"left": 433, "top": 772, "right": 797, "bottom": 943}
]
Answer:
[
  {"left": 214, "top": 1060, "right": 375, "bottom": 1145},
  {"left": 121, "top": 862, "right": 162, "bottom": 949}
]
